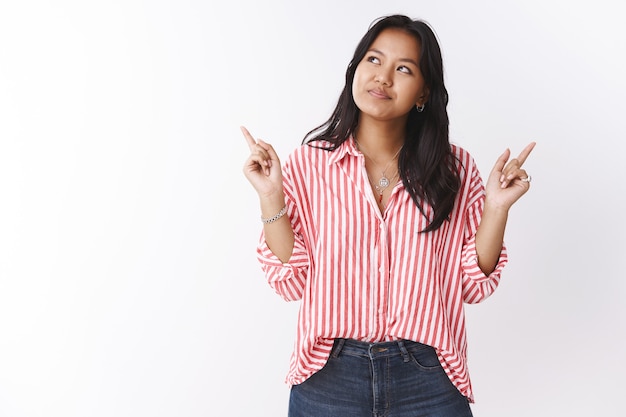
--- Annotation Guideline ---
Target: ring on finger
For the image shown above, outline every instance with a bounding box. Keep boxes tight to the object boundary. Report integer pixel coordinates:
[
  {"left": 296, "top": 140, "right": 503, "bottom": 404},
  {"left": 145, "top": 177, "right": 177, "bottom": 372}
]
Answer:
[{"left": 521, "top": 175, "right": 532, "bottom": 183}]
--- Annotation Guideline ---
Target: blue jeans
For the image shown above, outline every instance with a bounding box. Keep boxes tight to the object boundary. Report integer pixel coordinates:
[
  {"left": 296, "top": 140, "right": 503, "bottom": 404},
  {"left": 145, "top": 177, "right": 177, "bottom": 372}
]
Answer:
[{"left": 289, "top": 339, "right": 473, "bottom": 417}]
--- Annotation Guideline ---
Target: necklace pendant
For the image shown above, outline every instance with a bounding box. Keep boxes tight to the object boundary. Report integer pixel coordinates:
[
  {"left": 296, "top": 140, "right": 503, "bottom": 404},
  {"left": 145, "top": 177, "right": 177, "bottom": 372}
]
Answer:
[{"left": 378, "top": 176, "right": 389, "bottom": 188}]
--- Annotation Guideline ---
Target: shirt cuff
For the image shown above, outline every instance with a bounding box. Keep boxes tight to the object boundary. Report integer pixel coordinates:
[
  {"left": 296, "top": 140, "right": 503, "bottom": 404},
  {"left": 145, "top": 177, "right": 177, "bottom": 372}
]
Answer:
[{"left": 461, "top": 236, "right": 508, "bottom": 283}]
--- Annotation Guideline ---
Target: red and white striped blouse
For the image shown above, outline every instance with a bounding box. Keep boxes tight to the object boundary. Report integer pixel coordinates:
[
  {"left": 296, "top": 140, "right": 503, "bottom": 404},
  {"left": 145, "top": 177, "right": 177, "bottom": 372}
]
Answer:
[{"left": 256, "top": 138, "right": 507, "bottom": 402}]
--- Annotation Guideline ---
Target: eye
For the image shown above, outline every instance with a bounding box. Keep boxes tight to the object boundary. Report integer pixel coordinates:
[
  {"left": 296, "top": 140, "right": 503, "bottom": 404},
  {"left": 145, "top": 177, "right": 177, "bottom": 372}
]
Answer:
[
  {"left": 397, "top": 65, "right": 412, "bottom": 74},
  {"left": 366, "top": 55, "right": 380, "bottom": 64}
]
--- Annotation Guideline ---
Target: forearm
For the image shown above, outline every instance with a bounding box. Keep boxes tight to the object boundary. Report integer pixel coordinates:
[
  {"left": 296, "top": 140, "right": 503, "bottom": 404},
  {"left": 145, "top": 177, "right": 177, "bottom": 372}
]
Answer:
[
  {"left": 260, "top": 194, "right": 295, "bottom": 263},
  {"left": 475, "top": 202, "right": 508, "bottom": 275}
]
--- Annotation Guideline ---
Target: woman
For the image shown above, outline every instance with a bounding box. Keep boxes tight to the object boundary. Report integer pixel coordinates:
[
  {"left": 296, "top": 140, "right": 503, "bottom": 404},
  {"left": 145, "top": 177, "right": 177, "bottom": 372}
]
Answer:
[{"left": 242, "top": 14, "right": 534, "bottom": 417}]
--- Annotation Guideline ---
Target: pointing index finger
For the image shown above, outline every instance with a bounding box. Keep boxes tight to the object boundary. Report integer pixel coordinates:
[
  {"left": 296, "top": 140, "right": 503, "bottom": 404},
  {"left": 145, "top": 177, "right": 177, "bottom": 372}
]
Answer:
[
  {"left": 240, "top": 126, "right": 257, "bottom": 150},
  {"left": 516, "top": 141, "right": 536, "bottom": 166}
]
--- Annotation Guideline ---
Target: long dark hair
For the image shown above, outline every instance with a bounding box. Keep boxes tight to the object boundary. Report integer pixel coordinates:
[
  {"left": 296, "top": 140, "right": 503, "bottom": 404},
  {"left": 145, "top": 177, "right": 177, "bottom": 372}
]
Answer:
[{"left": 303, "top": 15, "right": 461, "bottom": 233}]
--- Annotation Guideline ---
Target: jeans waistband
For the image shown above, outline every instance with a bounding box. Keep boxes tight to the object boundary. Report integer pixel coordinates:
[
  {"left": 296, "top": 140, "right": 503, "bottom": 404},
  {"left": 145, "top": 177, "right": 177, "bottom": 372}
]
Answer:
[{"left": 331, "top": 338, "right": 434, "bottom": 362}]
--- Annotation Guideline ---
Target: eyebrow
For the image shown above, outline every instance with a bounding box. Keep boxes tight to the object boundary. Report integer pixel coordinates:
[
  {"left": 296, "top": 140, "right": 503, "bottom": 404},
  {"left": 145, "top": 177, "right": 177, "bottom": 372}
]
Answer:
[{"left": 368, "top": 48, "right": 419, "bottom": 67}]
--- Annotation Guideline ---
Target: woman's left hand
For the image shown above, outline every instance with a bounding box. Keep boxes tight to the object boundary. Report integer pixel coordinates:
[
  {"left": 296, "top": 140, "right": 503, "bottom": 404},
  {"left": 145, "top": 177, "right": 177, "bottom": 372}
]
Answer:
[{"left": 484, "top": 142, "right": 536, "bottom": 211}]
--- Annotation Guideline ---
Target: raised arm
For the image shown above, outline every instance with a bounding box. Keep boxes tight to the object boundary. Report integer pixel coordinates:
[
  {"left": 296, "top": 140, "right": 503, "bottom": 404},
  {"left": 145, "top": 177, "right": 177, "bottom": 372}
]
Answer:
[
  {"left": 241, "top": 126, "right": 295, "bottom": 262},
  {"left": 475, "top": 142, "right": 536, "bottom": 275}
]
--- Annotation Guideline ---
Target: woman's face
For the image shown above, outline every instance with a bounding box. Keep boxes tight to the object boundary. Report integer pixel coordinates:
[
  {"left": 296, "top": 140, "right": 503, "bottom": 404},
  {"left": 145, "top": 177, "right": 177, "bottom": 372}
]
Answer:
[{"left": 352, "top": 28, "right": 428, "bottom": 124}]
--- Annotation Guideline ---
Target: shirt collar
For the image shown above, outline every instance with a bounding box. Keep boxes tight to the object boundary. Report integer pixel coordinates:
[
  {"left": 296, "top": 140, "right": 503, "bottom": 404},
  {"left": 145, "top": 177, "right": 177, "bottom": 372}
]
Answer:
[{"left": 327, "top": 136, "right": 361, "bottom": 165}]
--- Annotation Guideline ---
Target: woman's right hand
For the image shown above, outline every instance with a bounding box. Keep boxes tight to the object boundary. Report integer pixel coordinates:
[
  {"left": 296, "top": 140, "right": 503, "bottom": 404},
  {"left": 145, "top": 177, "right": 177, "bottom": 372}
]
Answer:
[{"left": 241, "top": 126, "right": 284, "bottom": 199}]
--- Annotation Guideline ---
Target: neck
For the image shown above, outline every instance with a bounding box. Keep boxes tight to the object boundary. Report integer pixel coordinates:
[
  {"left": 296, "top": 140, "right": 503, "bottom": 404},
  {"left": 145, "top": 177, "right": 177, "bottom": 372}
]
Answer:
[{"left": 353, "top": 116, "right": 406, "bottom": 157}]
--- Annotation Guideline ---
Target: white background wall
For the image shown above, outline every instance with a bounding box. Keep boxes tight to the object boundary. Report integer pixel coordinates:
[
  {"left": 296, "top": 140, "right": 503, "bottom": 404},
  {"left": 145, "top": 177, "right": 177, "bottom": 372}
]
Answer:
[{"left": 0, "top": 0, "right": 624, "bottom": 416}]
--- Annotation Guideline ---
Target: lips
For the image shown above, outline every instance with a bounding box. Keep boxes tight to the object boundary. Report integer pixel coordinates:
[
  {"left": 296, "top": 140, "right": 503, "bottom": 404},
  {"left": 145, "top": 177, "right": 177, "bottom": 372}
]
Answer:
[{"left": 368, "top": 88, "right": 391, "bottom": 99}]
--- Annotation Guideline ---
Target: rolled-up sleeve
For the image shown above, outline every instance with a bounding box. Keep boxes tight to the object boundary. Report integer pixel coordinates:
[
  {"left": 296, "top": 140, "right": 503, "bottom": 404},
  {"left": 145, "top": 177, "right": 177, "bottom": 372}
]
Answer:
[
  {"left": 257, "top": 222, "right": 309, "bottom": 301},
  {"left": 460, "top": 233, "right": 507, "bottom": 304}
]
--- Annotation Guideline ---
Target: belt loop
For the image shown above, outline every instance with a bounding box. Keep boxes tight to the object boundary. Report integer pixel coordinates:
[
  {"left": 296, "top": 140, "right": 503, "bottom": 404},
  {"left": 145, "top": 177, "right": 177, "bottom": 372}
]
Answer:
[
  {"left": 397, "top": 340, "right": 410, "bottom": 363},
  {"left": 331, "top": 338, "right": 346, "bottom": 359}
]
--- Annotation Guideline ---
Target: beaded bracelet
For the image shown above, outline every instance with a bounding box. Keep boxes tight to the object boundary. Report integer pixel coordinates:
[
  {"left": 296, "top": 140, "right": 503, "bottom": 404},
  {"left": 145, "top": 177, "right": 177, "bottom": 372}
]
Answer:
[{"left": 261, "top": 205, "right": 287, "bottom": 224}]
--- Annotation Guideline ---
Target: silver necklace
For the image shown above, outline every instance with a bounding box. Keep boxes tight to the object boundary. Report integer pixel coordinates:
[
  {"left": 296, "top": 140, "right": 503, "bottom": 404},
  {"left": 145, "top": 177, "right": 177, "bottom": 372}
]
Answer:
[{"left": 355, "top": 139, "right": 402, "bottom": 204}]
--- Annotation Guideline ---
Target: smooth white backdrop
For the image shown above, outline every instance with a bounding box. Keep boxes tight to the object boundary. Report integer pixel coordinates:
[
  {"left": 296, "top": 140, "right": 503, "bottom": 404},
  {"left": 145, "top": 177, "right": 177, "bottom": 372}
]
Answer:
[{"left": 0, "top": 0, "right": 624, "bottom": 416}]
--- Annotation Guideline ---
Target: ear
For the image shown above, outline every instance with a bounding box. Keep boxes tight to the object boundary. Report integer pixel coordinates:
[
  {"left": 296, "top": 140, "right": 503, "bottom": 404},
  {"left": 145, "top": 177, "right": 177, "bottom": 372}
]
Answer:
[{"left": 416, "top": 87, "right": 430, "bottom": 107}]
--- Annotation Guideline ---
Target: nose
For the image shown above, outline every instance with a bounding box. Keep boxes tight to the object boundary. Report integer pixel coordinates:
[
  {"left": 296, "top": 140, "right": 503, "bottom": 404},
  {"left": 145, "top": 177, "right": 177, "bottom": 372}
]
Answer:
[{"left": 375, "top": 67, "right": 392, "bottom": 86}]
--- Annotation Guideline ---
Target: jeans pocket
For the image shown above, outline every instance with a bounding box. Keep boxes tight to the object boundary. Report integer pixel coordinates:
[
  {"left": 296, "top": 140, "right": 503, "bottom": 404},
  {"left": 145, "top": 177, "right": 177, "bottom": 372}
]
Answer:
[{"left": 407, "top": 344, "right": 442, "bottom": 371}]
